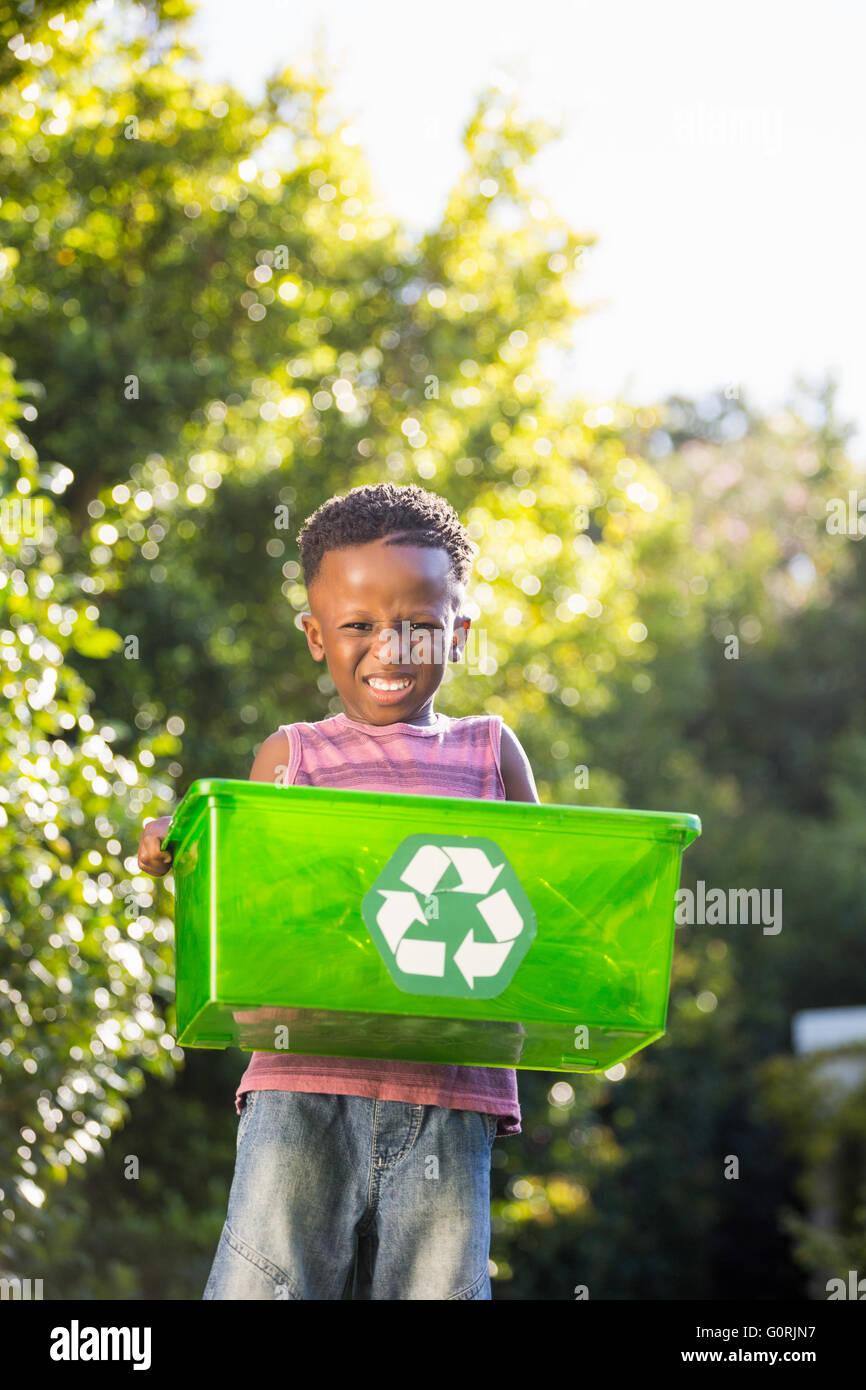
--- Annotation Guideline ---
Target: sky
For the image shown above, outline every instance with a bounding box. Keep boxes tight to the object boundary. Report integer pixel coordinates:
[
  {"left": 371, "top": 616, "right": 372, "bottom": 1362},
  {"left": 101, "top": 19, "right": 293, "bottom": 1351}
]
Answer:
[{"left": 184, "top": 0, "right": 866, "bottom": 454}]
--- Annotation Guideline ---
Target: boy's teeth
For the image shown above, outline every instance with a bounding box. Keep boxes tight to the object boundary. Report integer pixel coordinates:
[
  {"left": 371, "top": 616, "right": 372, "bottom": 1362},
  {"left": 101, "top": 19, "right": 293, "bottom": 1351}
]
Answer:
[{"left": 368, "top": 677, "right": 411, "bottom": 689}]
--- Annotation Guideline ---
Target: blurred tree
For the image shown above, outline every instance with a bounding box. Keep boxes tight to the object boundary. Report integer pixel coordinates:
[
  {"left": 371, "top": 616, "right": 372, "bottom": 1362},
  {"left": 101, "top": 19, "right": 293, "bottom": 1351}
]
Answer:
[
  {"left": 0, "top": 7, "right": 670, "bottom": 793},
  {"left": 2, "top": 0, "right": 865, "bottom": 1302},
  {"left": 0, "top": 351, "right": 179, "bottom": 1276},
  {"left": 0, "top": 0, "right": 194, "bottom": 91},
  {"left": 758, "top": 1047, "right": 866, "bottom": 1297}
]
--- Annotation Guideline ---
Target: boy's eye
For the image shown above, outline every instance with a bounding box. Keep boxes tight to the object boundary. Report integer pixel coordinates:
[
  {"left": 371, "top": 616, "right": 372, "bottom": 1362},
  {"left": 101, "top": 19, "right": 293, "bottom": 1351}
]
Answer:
[{"left": 343, "top": 622, "right": 437, "bottom": 631}]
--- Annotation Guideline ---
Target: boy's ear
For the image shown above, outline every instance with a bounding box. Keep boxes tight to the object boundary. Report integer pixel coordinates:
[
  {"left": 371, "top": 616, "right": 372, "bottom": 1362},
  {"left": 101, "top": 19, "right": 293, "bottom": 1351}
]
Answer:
[
  {"left": 450, "top": 617, "right": 470, "bottom": 661},
  {"left": 300, "top": 612, "right": 326, "bottom": 661}
]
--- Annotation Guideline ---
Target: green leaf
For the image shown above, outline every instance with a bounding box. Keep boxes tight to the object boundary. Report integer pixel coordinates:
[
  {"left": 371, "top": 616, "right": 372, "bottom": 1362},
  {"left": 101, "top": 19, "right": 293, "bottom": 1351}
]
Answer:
[{"left": 72, "top": 626, "right": 124, "bottom": 658}]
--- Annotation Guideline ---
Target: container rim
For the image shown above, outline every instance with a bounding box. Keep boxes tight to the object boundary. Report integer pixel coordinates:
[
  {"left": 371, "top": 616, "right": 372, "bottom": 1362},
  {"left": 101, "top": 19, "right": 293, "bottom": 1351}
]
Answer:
[{"left": 163, "top": 776, "right": 702, "bottom": 854}]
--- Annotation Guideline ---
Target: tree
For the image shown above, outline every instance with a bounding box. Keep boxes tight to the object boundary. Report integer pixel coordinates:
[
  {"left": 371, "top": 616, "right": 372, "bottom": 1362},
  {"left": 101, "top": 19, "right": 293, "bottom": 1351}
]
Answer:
[{"left": 3, "top": 0, "right": 865, "bottom": 1301}]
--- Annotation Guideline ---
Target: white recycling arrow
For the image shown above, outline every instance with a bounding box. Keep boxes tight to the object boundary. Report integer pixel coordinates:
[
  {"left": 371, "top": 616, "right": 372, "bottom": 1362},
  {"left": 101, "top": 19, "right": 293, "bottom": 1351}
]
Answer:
[
  {"left": 440, "top": 846, "right": 504, "bottom": 894},
  {"left": 476, "top": 887, "right": 524, "bottom": 942},
  {"left": 400, "top": 843, "right": 451, "bottom": 896},
  {"left": 396, "top": 937, "right": 447, "bottom": 977},
  {"left": 376, "top": 890, "right": 428, "bottom": 954},
  {"left": 454, "top": 930, "right": 515, "bottom": 989}
]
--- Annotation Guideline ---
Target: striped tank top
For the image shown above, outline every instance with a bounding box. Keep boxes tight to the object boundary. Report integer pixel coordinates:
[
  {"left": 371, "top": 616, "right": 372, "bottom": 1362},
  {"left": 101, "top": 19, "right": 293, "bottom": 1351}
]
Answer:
[{"left": 235, "top": 708, "right": 522, "bottom": 1137}]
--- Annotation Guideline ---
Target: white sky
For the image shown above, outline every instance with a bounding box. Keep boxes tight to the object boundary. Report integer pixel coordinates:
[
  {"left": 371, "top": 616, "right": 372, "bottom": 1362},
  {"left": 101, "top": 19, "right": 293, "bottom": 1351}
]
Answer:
[{"left": 186, "top": 0, "right": 866, "bottom": 454}]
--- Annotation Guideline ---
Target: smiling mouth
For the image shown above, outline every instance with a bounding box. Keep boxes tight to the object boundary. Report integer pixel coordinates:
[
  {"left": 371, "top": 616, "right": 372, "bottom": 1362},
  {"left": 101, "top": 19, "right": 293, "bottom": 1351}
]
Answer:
[{"left": 364, "top": 675, "right": 415, "bottom": 691}]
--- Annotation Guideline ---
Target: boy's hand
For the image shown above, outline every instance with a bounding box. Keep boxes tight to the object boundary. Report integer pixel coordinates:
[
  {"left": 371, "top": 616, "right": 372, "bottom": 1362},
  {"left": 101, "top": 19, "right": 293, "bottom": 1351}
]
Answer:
[{"left": 137, "top": 815, "right": 174, "bottom": 876}]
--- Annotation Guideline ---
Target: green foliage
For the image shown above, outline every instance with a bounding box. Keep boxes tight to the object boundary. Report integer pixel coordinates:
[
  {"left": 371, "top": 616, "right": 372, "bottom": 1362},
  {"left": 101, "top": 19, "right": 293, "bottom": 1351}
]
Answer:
[
  {"left": 757, "top": 1048, "right": 866, "bottom": 1288},
  {"left": 0, "top": 352, "right": 179, "bottom": 1269},
  {"left": 1, "top": 0, "right": 864, "bottom": 1300},
  {"left": 0, "top": 2, "right": 195, "bottom": 104}
]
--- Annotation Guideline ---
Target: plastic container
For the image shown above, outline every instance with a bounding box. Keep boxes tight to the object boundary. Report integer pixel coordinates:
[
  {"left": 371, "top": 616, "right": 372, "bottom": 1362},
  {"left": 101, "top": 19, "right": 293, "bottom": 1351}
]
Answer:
[{"left": 164, "top": 778, "right": 700, "bottom": 1073}]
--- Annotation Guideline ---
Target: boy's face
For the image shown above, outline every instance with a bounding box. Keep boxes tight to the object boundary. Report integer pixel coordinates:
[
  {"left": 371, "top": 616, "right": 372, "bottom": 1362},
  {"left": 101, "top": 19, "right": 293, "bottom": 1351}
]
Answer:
[{"left": 300, "top": 535, "right": 470, "bottom": 725}]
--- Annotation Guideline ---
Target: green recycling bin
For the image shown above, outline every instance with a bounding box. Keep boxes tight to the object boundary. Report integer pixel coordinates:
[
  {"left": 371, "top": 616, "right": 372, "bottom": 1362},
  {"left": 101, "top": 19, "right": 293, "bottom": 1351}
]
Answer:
[{"left": 163, "top": 778, "right": 700, "bottom": 1073}]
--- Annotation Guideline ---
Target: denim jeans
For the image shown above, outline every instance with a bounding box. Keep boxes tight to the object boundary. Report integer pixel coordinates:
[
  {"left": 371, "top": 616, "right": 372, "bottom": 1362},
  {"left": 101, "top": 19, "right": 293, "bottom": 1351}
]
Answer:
[{"left": 202, "top": 1090, "right": 498, "bottom": 1300}]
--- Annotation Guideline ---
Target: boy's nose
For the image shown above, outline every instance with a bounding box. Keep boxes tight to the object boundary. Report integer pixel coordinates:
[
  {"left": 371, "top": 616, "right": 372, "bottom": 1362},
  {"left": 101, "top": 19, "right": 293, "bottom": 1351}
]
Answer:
[
  {"left": 369, "top": 623, "right": 423, "bottom": 669},
  {"left": 368, "top": 626, "right": 402, "bottom": 668}
]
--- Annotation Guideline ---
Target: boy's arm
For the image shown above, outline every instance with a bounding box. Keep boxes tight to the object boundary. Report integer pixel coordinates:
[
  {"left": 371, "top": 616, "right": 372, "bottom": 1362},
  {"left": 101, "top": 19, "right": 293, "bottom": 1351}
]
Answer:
[
  {"left": 138, "top": 729, "right": 291, "bottom": 874},
  {"left": 249, "top": 729, "right": 292, "bottom": 785},
  {"left": 499, "top": 722, "right": 540, "bottom": 803}
]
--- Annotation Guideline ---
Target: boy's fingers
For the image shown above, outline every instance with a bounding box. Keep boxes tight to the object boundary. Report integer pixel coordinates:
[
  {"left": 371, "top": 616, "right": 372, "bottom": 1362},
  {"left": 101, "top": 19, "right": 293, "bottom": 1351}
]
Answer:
[
  {"left": 141, "top": 829, "right": 169, "bottom": 850},
  {"left": 137, "top": 838, "right": 173, "bottom": 871},
  {"left": 136, "top": 818, "right": 173, "bottom": 873},
  {"left": 139, "top": 856, "right": 170, "bottom": 875}
]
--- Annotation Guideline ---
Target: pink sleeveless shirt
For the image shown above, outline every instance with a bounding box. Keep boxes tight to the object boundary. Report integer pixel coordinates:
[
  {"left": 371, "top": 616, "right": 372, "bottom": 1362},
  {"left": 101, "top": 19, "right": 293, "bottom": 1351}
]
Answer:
[{"left": 234, "top": 709, "right": 522, "bottom": 1137}]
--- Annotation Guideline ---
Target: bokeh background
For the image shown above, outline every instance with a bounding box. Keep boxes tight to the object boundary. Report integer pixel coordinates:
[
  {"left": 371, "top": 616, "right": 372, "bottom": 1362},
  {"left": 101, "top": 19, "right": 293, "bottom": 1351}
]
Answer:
[{"left": 2, "top": 0, "right": 865, "bottom": 1300}]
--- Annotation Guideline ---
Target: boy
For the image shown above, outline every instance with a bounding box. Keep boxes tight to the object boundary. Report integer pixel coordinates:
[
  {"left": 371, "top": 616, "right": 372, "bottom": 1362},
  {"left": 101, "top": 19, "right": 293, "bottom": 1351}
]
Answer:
[{"left": 138, "top": 482, "right": 540, "bottom": 1298}]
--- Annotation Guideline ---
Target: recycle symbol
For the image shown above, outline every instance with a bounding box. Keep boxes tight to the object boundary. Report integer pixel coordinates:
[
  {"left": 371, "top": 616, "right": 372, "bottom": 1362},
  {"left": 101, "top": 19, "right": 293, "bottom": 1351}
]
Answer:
[{"left": 362, "top": 833, "right": 537, "bottom": 1000}]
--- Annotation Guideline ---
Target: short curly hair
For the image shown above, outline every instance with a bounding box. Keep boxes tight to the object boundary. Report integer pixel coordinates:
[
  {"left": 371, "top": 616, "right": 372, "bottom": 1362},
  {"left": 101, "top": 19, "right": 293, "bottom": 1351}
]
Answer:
[{"left": 296, "top": 483, "right": 478, "bottom": 598}]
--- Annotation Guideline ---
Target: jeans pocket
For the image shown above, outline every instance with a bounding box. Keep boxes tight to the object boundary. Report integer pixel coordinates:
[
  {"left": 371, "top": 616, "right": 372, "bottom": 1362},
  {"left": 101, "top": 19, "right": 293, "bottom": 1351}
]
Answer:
[
  {"left": 236, "top": 1089, "right": 259, "bottom": 1149},
  {"left": 485, "top": 1112, "right": 498, "bottom": 1145}
]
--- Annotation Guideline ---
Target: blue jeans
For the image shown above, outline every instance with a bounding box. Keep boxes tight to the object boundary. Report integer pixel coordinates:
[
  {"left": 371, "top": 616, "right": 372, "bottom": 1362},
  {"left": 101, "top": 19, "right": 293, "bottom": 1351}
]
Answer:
[{"left": 202, "top": 1090, "right": 498, "bottom": 1300}]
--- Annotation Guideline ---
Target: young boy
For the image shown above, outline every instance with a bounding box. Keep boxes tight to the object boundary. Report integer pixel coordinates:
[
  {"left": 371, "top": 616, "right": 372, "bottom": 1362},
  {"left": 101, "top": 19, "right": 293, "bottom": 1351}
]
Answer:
[{"left": 138, "top": 482, "right": 540, "bottom": 1299}]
